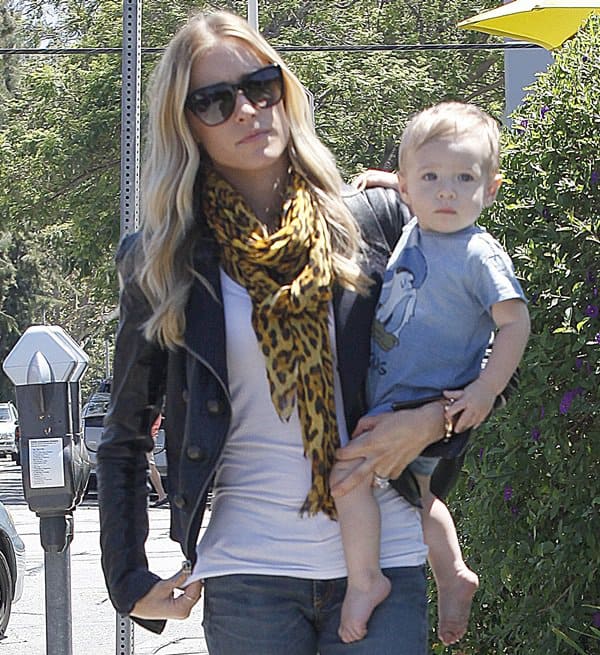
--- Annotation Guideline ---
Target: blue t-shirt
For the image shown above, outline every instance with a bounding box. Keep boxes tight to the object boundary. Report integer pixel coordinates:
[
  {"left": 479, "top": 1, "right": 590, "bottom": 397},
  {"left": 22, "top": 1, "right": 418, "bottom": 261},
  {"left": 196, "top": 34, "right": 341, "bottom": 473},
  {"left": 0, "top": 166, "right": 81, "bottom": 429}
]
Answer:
[{"left": 366, "top": 218, "right": 526, "bottom": 413}]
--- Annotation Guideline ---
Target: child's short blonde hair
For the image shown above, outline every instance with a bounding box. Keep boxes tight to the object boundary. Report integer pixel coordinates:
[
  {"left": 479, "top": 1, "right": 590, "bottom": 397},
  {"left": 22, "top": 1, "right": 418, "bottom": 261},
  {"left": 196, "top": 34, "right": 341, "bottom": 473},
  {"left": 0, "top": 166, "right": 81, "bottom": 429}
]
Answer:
[{"left": 398, "top": 102, "right": 500, "bottom": 178}]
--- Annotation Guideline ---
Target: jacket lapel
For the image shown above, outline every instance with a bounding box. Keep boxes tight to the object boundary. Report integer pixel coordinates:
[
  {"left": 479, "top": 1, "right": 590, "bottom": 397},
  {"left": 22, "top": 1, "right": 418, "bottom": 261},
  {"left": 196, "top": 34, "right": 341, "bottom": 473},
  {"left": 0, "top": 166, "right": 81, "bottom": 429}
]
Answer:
[{"left": 184, "top": 238, "right": 228, "bottom": 388}]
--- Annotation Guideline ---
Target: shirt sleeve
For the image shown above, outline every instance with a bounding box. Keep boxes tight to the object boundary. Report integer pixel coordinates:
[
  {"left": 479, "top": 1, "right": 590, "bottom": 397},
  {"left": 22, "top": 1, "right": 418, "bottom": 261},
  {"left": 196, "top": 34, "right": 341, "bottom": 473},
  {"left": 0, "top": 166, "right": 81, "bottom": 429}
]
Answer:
[{"left": 467, "top": 235, "right": 527, "bottom": 312}]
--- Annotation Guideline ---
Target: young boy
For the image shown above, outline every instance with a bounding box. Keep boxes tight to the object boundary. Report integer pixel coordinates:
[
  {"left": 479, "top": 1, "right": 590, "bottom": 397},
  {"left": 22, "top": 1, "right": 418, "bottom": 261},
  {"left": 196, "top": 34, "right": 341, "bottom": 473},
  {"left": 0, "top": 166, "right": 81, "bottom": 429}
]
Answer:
[{"left": 332, "top": 102, "right": 530, "bottom": 645}]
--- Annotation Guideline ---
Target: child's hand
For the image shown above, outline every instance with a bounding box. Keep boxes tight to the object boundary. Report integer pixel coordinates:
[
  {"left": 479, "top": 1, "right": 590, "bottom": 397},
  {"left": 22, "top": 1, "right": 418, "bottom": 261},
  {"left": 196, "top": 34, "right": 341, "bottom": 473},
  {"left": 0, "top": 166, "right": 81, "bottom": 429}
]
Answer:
[
  {"left": 351, "top": 169, "right": 398, "bottom": 191},
  {"left": 443, "top": 379, "right": 496, "bottom": 432}
]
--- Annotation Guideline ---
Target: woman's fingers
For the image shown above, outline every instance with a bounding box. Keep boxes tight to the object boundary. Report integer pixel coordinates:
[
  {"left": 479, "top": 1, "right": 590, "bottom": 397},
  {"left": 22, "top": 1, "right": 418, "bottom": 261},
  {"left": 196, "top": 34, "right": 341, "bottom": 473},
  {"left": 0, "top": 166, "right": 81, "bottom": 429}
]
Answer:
[
  {"left": 331, "top": 455, "right": 374, "bottom": 498},
  {"left": 131, "top": 568, "right": 203, "bottom": 620}
]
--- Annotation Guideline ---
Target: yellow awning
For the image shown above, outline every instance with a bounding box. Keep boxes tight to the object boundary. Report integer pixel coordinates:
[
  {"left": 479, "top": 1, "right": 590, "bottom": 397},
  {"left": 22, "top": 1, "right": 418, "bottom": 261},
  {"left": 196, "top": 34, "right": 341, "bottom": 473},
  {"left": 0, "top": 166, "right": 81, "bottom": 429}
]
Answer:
[{"left": 458, "top": 1, "right": 600, "bottom": 50}]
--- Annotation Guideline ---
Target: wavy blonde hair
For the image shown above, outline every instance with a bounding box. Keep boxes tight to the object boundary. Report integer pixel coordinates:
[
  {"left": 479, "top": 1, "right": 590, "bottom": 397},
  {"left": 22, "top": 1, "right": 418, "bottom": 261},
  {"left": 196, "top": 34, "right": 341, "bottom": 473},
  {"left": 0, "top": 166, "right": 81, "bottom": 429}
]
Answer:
[{"left": 137, "top": 10, "right": 368, "bottom": 349}]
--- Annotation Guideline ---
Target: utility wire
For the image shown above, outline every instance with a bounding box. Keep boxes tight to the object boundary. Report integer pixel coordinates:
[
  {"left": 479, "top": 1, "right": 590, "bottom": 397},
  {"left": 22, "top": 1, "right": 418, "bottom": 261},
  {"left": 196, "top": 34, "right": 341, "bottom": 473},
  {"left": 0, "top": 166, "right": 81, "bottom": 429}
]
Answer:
[{"left": 0, "top": 42, "right": 541, "bottom": 56}]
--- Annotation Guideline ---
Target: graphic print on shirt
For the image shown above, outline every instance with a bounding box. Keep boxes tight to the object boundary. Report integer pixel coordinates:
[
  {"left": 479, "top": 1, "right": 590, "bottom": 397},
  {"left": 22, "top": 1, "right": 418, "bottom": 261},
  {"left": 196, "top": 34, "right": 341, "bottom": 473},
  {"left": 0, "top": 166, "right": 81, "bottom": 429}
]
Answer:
[{"left": 372, "top": 245, "right": 428, "bottom": 352}]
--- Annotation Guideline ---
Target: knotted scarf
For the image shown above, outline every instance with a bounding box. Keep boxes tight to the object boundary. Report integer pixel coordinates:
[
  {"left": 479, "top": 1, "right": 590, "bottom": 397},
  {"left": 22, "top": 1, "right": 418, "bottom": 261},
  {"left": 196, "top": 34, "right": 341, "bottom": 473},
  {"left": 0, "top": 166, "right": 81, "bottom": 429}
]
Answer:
[{"left": 203, "top": 169, "right": 339, "bottom": 518}]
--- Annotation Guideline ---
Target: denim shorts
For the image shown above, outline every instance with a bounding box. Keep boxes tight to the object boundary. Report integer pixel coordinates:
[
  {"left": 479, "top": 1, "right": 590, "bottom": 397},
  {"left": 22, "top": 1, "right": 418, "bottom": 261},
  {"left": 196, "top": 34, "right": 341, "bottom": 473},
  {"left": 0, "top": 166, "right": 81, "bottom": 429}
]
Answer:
[
  {"left": 202, "top": 566, "right": 428, "bottom": 655},
  {"left": 408, "top": 455, "right": 441, "bottom": 477}
]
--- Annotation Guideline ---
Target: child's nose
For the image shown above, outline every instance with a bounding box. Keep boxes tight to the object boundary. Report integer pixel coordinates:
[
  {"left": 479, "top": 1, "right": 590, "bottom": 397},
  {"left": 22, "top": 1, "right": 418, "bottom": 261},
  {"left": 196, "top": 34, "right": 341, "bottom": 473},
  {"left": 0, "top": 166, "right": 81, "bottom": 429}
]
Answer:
[{"left": 437, "top": 185, "right": 456, "bottom": 199}]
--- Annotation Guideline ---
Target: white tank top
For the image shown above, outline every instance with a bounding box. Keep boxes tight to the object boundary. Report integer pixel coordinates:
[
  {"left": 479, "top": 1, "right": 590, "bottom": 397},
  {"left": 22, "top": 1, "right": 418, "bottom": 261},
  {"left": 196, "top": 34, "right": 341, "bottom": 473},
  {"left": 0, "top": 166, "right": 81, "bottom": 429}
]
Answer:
[{"left": 190, "top": 270, "right": 427, "bottom": 582}]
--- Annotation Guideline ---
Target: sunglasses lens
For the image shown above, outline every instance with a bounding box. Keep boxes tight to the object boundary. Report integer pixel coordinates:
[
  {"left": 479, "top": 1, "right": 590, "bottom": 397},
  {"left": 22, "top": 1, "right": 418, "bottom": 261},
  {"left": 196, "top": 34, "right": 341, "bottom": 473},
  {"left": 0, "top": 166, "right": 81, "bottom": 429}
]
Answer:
[
  {"left": 244, "top": 66, "right": 283, "bottom": 109},
  {"left": 186, "top": 64, "right": 283, "bottom": 126},
  {"left": 189, "top": 86, "right": 236, "bottom": 126}
]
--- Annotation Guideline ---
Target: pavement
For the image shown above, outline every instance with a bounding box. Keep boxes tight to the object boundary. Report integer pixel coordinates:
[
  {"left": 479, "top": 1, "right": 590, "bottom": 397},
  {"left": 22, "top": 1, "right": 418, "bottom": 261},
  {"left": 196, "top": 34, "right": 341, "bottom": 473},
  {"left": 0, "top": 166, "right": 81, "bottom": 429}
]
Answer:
[{"left": 0, "top": 458, "right": 209, "bottom": 654}]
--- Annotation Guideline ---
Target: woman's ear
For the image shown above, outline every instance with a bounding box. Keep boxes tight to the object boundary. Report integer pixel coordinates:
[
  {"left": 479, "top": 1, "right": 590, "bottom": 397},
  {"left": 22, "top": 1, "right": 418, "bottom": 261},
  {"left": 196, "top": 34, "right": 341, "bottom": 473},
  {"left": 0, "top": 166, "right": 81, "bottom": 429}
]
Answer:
[{"left": 484, "top": 173, "right": 503, "bottom": 207}]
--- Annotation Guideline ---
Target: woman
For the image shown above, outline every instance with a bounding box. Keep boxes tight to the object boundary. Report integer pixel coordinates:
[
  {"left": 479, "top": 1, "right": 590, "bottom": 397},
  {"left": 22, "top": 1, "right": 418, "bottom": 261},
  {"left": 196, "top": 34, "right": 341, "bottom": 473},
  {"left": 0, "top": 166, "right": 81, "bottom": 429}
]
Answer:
[{"left": 98, "top": 10, "right": 462, "bottom": 654}]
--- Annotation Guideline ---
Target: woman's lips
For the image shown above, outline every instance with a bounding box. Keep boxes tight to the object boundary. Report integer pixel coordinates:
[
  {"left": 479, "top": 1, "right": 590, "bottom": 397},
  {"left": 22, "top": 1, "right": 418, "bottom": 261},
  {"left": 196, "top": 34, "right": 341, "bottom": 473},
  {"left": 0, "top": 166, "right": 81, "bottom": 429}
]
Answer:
[{"left": 238, "top": 129, "right": 270, "bottom": 145}]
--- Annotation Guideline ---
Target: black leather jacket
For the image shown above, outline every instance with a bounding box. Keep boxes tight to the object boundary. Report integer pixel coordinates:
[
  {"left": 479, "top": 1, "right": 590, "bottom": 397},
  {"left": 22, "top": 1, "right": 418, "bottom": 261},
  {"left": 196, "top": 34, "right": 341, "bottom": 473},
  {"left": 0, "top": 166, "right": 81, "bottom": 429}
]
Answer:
[{"left": 97, "top": 187, "right": 513, "bottom": 633}]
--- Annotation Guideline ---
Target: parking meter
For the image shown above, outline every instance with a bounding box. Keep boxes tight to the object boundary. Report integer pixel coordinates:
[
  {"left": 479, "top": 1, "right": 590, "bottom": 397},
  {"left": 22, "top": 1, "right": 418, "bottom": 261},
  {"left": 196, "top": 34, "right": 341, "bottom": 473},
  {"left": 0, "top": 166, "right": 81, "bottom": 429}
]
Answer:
[
  {"left": 3, "top": 325, "right": 90, "bottom": 533},
  {"left": 3, "top": 325, "right": 90, "bottom": 655}
]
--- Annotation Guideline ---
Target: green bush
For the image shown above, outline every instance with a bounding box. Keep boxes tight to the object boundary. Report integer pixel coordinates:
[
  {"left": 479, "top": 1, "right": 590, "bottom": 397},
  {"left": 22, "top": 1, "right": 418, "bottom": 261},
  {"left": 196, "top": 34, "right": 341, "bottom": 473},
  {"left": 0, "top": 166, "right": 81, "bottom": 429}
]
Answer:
[{"left": 439, "top": 18, "right": 600, "bottom": 655}]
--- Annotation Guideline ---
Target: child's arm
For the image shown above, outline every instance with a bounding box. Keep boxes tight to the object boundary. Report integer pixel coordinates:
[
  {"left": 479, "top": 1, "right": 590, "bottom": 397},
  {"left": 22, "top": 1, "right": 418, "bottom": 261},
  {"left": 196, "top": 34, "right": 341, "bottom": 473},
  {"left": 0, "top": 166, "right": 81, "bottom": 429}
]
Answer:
[
  {"left": 352, "top": 169, "right": 398, "bottom": 191},
  {"left": 445, "top": 299, "right": 530, "bottom": 433}
]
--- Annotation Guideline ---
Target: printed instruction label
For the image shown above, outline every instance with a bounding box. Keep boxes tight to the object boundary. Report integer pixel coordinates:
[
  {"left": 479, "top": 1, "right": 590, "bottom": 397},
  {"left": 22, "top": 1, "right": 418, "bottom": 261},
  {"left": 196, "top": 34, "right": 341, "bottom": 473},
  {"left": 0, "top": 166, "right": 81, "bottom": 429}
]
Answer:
[{"left": 28, "top": 438, "right": 65, "bottom": 488}]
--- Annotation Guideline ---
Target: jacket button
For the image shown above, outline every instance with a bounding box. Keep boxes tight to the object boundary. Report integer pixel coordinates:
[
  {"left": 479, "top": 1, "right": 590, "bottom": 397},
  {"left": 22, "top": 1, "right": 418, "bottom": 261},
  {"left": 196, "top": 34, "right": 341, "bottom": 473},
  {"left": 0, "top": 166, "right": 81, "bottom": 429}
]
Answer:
[
  {"left": 206, "top": 399, "right": 223, "bottom": 415},
  {"left": 173, "top": 494, "right": 186, "bottom": 509},
  {"left": 186, "top": 445, "right": 205, "bottom": 461}
]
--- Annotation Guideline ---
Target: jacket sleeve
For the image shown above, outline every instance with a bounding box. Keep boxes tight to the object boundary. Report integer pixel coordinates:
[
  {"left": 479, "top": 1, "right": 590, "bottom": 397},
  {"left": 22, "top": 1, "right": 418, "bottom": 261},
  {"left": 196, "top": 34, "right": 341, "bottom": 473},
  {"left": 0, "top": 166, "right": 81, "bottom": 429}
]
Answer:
[{"left": 97, "top": 234, "right": 168, "bottom": 632}]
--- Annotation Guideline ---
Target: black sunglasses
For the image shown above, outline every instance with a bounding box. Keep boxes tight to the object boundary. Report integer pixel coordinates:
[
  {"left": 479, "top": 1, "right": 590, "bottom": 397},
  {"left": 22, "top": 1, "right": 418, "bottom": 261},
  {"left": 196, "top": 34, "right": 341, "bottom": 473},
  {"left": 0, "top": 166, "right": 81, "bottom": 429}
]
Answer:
[{"left": 185, "top": 63, "right": 284, "bottom": 126}]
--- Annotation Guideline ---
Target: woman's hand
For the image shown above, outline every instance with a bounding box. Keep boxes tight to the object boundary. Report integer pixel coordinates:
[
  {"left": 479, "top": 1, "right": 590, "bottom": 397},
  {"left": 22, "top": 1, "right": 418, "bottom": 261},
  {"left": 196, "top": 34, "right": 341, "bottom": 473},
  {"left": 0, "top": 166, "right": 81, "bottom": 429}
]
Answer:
[
  {"left": 130, "top": 567, "right": 203, "bottom": 620},
  {"left": 351, "top": 169, "right": 398, "bottom": 191},
  {"left": 330, "top": 402, "right": 445, "bottom": 498}
]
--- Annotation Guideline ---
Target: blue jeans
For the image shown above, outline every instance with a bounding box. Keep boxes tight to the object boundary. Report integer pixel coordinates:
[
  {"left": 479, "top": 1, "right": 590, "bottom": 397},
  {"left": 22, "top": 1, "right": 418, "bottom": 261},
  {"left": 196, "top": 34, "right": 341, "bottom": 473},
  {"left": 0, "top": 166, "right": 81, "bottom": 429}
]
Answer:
[{"left": 202, "top": 566, "right": 428, "bottom": 654}]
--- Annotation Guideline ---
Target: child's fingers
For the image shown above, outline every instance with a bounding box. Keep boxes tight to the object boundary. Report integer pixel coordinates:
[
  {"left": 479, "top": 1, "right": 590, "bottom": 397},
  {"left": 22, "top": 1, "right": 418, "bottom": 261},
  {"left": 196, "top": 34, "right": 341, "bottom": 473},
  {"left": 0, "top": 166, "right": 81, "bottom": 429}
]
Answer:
[
  {"left": 351, "top": 416, "right": 377, "bottom": 438},
  {"left": 443, "top": 389, "right": 464, "bottom": 400}
]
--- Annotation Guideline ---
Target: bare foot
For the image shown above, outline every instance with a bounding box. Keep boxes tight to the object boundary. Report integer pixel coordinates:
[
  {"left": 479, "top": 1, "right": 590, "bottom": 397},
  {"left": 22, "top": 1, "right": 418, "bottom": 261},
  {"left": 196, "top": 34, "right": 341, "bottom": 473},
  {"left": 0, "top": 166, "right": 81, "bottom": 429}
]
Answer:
[
  {"left": 437, "top": 567, "right": 479, "bottom": 645},
  {"left": 338, "top": 572, "right": 392, "bottom": 643}
]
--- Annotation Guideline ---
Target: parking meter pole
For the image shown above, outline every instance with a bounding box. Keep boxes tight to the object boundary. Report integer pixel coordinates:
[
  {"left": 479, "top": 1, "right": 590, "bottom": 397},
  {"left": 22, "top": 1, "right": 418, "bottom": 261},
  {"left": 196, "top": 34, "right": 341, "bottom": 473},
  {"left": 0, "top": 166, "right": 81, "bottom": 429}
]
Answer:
[{"left": 42, "top": 515, "right": 74, "bottom": 655}]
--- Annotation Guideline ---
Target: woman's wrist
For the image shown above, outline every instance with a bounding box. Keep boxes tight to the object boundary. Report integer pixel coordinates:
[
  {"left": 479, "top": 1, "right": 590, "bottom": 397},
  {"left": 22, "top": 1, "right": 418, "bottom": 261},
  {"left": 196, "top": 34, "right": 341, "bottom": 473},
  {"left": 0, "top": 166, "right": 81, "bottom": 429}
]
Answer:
[{"left": 415, "top": 400, "right": 446, "bottom": 447}]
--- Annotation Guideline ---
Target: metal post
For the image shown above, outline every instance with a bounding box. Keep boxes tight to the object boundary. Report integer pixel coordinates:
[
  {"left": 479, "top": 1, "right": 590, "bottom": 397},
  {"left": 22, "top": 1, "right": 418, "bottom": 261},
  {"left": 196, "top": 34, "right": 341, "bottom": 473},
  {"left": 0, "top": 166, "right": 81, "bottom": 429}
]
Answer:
[
  {"left": 117, "top": 613, "right": 135, "bottom": 655},
  {"left": 120, "top": 0, "right": 142, "bottom": 237},
  {"left": 247, "top": 0, "right": 258, "bottom": 31},
  {"left": 45, "top": 550, "right": 72, "bottom": 655},
  {"left": 117, "top": 0, "right": 141, "bottom": 651}
]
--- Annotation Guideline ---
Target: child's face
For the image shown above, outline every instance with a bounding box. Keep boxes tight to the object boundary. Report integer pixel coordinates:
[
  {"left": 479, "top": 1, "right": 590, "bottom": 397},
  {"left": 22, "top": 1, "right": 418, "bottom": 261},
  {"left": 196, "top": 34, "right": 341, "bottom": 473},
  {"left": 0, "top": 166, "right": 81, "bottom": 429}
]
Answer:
[{"left": 397, "top": 135, "right": 501, "bottom": 233}]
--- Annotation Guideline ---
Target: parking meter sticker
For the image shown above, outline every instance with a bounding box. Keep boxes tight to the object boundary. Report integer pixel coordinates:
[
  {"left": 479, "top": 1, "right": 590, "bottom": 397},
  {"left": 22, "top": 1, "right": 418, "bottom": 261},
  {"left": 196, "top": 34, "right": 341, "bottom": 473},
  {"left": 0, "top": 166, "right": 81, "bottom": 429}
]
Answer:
[{"left": 28, "top": 438, "right": 65, "bottom": 488}]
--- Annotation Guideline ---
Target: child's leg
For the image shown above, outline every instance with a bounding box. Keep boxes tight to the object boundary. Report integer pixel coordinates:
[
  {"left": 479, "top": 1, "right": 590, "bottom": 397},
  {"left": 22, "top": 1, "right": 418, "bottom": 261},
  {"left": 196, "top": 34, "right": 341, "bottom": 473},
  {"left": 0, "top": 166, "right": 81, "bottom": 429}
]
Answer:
[
  {"left": 416, "top": 473, "right": 479, "bottom": 646},
  {"left": 331, "top": 459, "right": 391, "bottom": 643}
]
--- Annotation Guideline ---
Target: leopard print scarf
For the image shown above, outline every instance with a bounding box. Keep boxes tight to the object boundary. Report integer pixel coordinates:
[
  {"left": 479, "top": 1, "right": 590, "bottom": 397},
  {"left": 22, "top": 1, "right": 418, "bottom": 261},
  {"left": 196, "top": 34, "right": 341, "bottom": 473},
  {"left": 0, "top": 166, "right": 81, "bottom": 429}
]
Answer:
[{"left": 203, "top": 169, "right": 339, "bottom": 518}]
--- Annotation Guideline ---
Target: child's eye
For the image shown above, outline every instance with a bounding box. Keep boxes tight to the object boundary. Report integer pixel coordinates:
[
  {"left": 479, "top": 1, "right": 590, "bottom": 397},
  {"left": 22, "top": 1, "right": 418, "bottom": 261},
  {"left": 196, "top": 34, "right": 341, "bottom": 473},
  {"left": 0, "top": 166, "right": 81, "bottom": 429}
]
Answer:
[
  {"left": 458, "top": 173, "right": 475, "bottom": 182},
  {"left": 422, "top": 172, "right": 437, "bottom": 181}
]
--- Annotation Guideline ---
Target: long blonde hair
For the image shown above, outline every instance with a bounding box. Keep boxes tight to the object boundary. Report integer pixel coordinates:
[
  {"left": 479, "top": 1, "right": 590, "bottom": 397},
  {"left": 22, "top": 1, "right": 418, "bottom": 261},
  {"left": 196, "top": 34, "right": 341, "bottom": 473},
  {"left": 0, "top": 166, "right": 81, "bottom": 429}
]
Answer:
[{"left": 137, "top": 10, "right": 368, "bottom": 349}]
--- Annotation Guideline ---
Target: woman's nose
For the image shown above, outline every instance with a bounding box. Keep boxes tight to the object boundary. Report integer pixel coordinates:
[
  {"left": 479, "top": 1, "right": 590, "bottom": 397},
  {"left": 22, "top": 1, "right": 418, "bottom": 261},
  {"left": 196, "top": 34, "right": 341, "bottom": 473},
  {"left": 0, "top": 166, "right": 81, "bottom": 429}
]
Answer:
[{"left": 234, "top": 90, "right": 257, "bottom": 121}]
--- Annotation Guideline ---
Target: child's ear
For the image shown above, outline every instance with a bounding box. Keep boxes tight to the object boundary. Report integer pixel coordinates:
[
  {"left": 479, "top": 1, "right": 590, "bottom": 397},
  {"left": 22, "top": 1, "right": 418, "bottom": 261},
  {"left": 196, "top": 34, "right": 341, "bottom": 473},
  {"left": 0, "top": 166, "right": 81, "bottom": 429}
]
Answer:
[
  {"left": 397, "top": 173, "right": 411, "bottom": 204},
  {"left": 484, "top": 173, "right": 503, "bottom": 207}
]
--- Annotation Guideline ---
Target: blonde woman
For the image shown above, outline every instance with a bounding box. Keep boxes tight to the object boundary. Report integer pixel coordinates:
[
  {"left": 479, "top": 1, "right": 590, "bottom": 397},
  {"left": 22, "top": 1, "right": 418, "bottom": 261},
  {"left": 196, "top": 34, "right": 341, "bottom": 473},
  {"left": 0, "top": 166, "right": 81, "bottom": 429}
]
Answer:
[{"left": 98, "top": 10, "right": 469, "bottom": 654}]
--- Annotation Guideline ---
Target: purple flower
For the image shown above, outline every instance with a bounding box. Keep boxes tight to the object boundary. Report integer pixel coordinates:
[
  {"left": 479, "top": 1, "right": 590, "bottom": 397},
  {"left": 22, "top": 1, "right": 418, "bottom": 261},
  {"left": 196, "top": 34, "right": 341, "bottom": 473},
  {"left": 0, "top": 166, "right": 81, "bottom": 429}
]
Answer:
[
  {"left": 586, "top": 270, "right": 597, "bottom": 284},
  {"left": 591, "top": 171, "right": 599, "bottom": 186},
  {"left": 594, "top": 286, "right": 598, "bottom": 298},
  {"left": 503, "top": 486, "right": 513, "bottom": 501},
  {"left": 520, "top": 119, "right": 529, "bottom": 129},
  {"left": 478, "top": 447, "right": 484, "bottom": 460},
  {"left": 592, "top": 612, "right": 600, "bottom": 629},
  {"left": 511, "top": 506, "right": 519, "bottom": 516},
  {"left": 542, "top": 207, "right": 551, "bottom": 220},
  {"left": 585, "top": 304, "right": 599, "bottom": 318},
  {"left": 559, "top": 387, "right": 584, "bottom": 415},
  {"left": 540, "top": 105, "right": 550, "bottom": 119},
  {"left": 531, "top": 427, "right": 541, "bottom": 442},
  {"left": 540, "top": 406, "right": 545, "bottom": 419}
]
